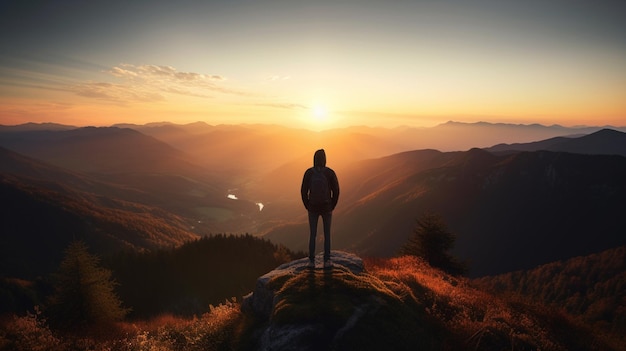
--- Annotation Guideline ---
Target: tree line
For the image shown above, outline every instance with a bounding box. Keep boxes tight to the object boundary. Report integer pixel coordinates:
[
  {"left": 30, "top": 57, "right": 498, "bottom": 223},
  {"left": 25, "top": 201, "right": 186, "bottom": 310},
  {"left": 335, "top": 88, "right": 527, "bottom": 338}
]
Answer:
[
  {"left": 474, "top": 246, "right": 626, "bottom": 339},
  {"left": 104, "top": 234, "right": 300, "bottom": 318},
  {"left": 1, "top": 234, "right": 301, "bottom": 330}
]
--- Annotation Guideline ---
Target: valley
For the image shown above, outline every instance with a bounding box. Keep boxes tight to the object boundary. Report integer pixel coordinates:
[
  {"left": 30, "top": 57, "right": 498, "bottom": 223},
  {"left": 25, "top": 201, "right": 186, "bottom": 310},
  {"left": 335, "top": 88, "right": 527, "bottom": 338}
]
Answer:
[{"left": 2, "top": 121, "right": 626, "bottom": 278}]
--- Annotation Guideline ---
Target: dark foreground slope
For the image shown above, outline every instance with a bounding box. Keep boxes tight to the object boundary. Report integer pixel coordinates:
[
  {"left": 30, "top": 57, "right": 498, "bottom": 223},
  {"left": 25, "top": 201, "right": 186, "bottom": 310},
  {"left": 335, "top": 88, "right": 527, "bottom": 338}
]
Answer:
[
  {"left": 1, "top": 252, "right": 619, "bottom": 350},
  {"left": 238, "top": 251, "right": 617, "bottom": 351}
]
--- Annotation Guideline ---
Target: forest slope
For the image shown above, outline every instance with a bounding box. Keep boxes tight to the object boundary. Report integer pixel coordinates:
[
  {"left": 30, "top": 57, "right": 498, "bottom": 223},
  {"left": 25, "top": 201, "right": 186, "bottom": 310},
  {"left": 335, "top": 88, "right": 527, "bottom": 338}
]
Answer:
[
  {"left": 0, "top": 173, "right": 198, "bottom": 279},
  {"left": 265, "top": 148, "right": 626, "bottom": 276},
  {"left": 473, "top": 245, "right": 626, "bottom": 341}
]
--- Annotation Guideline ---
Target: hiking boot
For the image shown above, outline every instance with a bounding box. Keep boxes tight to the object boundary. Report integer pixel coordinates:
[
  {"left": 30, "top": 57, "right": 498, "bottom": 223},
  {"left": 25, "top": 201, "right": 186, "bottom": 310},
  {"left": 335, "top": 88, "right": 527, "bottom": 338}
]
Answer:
[{"left": 323, "top": 260, "right": 332, "bottom": 269}]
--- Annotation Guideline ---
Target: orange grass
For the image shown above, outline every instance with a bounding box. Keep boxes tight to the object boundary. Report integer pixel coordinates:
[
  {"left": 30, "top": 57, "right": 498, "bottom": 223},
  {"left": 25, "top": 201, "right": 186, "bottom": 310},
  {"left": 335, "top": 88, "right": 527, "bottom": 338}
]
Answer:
[
  {"left": 365, "top": 256, "right": 613, "bottom": 350},
  {"left": 0, "top": 301, "right": 242, "bottom": 351}
]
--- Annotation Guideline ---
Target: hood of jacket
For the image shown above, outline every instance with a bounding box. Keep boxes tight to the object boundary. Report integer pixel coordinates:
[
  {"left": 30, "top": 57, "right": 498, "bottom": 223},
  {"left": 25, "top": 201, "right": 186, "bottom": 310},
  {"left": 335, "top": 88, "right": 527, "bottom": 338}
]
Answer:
[{"left": 313, "top": 149, "right": 326, "bottom": 168}]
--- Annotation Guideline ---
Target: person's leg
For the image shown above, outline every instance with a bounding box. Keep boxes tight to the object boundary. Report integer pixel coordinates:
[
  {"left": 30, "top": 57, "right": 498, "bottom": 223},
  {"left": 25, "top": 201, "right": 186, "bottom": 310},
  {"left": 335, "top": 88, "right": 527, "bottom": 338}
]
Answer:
[
  {"left": 322, "top": 211, "right": 332, "bottom": 262},
  {"left": 308, "top": 211, "right": 319, "bottom": 262}
]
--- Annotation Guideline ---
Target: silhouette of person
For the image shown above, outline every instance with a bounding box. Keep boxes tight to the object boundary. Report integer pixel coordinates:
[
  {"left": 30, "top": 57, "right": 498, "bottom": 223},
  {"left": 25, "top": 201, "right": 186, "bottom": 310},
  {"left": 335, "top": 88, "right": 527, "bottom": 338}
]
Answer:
[{"left": 301, "top": 149, "right": 339, "bottom": 268}]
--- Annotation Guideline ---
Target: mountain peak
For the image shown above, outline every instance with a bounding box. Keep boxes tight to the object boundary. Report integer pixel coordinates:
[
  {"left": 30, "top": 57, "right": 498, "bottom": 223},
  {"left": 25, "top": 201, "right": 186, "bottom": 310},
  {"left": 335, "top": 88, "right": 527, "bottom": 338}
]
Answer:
[
  {"left": 554, "top": 127, "right": 626, "bottom": 156},
  {"left": 591, "top": 128, "right": 624, "bottom": 137}
]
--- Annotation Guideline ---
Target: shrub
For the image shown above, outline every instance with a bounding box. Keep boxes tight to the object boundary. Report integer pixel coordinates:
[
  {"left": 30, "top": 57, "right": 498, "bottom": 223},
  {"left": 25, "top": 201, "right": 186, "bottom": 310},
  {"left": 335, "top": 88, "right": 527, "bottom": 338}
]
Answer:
[
  {"left": 400, "top": 213, "right": 467, "bottom": 275},
  {"left": 0, "top": 307, "right": 60, "bottom": 351}
]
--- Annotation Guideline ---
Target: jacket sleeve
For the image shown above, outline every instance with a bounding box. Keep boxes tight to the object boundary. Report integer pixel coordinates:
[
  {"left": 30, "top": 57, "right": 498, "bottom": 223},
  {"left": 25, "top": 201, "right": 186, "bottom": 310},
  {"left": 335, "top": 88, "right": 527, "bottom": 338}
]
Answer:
[
  {"left": 301, "top": 169, "right": 310, "bottom": 209},
  {"left": 329, "top": 169, "right": 340, "bottom": 210}
]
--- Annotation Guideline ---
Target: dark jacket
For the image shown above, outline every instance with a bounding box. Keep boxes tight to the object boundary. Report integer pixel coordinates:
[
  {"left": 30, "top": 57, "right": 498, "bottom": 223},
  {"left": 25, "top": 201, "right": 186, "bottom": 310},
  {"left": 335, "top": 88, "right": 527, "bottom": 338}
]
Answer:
[{"left": 301, "top": 149, "right": 340, "bottom": 213}]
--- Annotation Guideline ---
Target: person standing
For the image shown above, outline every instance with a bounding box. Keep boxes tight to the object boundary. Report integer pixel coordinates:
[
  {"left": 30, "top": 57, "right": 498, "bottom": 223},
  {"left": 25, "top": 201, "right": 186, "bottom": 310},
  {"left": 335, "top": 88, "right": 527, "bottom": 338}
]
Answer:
[{"left": 301, "top": 149, "right": 340, "bottom": 268}]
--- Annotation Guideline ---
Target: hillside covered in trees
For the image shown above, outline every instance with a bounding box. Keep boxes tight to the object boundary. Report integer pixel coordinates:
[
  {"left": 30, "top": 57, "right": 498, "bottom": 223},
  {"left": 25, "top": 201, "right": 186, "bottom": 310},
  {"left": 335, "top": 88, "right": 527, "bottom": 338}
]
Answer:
[
  {"left": 0, "top": 234, "right": 300, "bottom": 320},
  {"left": 474, "top": 246, "right": 626, "bottom": 343},
  {"left": 105, "top": 234, "right": 300, "bottom": 318}
]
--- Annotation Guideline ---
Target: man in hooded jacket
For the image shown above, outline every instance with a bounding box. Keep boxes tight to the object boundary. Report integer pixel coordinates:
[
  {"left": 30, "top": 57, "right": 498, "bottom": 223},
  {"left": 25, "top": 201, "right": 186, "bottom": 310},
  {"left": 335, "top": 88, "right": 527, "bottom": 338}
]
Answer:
[{"left": 301, "top": 149, "right": 340, "bottom": 268}]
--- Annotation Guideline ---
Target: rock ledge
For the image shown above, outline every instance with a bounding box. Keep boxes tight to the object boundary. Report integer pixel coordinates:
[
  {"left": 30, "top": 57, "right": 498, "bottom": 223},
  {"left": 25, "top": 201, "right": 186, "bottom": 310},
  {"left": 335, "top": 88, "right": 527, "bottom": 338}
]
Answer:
[{"left": 241, "top": 250, "right": 363, "bottom": 320}]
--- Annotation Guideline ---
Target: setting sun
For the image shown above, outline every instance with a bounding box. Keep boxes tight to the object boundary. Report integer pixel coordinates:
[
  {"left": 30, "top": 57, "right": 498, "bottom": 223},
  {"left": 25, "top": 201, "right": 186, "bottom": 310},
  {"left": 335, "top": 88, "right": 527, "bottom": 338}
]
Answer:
[
  {"left": 302, "top": 103, "right": 337, "bottom": 130},
  {"left": 312, "top": 105, "right": 328, "bottom": 121},
  {"left": 0, "top": 1, "right": 624, "bottom": 130}
]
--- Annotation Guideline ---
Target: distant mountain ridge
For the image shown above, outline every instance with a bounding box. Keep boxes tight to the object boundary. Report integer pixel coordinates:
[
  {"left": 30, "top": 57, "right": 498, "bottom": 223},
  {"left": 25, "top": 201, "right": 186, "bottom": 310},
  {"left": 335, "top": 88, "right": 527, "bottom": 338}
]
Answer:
[
  {"left": 0, "top": 122, "right": 77, "bottom": 132},
  {"left": 0, "top": 126, "right": 210, "bottom": 176},
  {"left": 4, "top": 120, "right": 625, "bottom": 156},
  {"left": 486, "top": 128, "right": 626, "bottom": 156}
]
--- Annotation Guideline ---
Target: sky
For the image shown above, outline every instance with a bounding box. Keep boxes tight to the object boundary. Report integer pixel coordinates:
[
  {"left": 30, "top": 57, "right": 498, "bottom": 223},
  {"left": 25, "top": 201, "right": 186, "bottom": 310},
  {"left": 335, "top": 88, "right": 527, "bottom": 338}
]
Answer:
[{"left": 1, "top": 0, "right": 625, "bottom": 130}]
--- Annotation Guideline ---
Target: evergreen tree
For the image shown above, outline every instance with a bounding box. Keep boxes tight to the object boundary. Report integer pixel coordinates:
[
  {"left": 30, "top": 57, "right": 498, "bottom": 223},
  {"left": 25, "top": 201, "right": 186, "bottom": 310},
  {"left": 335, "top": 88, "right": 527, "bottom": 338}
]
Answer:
[
  {"left": 48, "top": 241, "right": 128, "bottom": 329},
  {"left": 401, "top": 213, "right": 467, "bottom": 276}
]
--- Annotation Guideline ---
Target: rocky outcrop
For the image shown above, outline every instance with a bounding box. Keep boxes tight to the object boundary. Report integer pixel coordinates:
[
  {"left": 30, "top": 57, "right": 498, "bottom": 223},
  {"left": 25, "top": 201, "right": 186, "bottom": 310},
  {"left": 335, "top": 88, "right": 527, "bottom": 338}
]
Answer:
[
  {"left": 241, "top": 251, "right": 439, "bottom": 351},
  {"left": 241, "top": 251, "right": 364, "bottom": 321}
]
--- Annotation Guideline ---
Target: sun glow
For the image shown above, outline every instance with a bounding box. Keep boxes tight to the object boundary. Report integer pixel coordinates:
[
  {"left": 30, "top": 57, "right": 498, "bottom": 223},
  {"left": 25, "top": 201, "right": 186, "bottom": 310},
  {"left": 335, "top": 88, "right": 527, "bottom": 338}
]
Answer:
[
  {"left": 303, "top": 103, "right": 337, "bottom": 131},
  {"left": 312, "top": 104, "right": 328, "bottom": 121}
]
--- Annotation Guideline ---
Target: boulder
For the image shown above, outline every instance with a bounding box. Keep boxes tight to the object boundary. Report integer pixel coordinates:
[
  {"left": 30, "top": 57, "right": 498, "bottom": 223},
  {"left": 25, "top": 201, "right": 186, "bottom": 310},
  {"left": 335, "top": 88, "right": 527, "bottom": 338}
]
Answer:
[
  {"left": 241, "top": 250, "right": 363, "bottom": 321},
  {"left": 240, "top": 251, "right": 437, "bottom": 351}
]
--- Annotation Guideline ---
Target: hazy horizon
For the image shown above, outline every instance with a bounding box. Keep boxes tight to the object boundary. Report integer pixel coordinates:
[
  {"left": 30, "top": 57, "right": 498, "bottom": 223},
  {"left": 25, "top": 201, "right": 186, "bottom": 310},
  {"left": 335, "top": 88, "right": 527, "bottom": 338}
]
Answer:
[
  {"left": 1, "top": 0, "right": 625, "bottom": 130},
  {"left": 3, "top": 119, "right": 626, "bottom": 131}
]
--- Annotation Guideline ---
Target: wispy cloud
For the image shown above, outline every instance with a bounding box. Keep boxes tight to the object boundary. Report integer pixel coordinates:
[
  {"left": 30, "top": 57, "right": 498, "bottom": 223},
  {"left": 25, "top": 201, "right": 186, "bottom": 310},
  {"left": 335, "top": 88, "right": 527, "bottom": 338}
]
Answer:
[
  {"left": 73, "top": 64, "right": 247, "bottom": 103},
  {"left": 3, "top": 58, "right": 306, "bottom": 111},
  {"left": 109, "top": 64, "right": 225, "bottom": 84},
  {"left": 74, "top": 82, "right": 166, "bottom": 102},
  {"left": 267, "top": 75, "right": 291, "bottom": 82},
  {"left": 251, "top": 102, "right": 307, "bottom": 110}
]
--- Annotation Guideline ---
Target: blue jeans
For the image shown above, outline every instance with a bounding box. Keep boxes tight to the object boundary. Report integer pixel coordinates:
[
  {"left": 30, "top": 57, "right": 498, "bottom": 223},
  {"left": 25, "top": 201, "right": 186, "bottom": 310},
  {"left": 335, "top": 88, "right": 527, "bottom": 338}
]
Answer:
[{"left": 308, "top": 211, "right": 332, "bottom": 261}]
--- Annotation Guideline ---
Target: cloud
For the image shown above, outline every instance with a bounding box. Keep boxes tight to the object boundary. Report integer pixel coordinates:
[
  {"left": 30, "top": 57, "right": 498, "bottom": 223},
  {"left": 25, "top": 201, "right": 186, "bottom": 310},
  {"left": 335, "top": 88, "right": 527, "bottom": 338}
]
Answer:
[
  {"left": 72, "top": 64, "right": 299, "bottom": 107},
  {"left": 74, "top": 81, "right": 165, "bottom": 103},
  {"left": 252, "top": 102, "right": 307, "bottom": 110},
  {"left": 109, "top": 66, "right": 138, "bottom": 79},
  {"left": 109, "top": 64, "right": 225, "bottom": 85},
  {"left": 74, "top": 64, "right": 238, "bottom": 103}
]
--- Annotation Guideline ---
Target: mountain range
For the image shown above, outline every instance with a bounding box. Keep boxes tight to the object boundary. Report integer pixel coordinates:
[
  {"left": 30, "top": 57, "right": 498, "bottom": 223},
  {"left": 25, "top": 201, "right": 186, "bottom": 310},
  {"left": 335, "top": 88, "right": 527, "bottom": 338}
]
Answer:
[
  {"left": 264, "top": 145, "right": 626, "bottom": 276},
  {"left": 486, "top": 128, "right": 626, "bottom": 156},
  {"left": 1, "top": 121, "right": 626, "bottom": 278},
  {"left": 0, "top": 147, "right": 201, "bottom": 279}
]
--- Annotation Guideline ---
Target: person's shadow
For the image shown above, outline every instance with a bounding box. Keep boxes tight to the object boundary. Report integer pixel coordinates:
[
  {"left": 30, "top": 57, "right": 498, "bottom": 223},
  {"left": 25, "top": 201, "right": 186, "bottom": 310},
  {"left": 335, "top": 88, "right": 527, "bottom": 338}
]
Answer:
[
  {"left": 303, "top": 264, "right": 337, "bottom": 347},
  {"left": 306, "top": 263, "right": 333, "bottom": 296}
]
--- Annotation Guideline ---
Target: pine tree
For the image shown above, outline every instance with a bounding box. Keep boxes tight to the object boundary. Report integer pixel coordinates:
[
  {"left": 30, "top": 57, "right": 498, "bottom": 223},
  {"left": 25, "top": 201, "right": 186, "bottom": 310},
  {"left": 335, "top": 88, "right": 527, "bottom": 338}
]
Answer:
[
  {"left": 48, "top": 241, "right": 128, "bottom": 329},
  {"left": 401, "top": 213, "right": 467, "bottom": 276}
]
